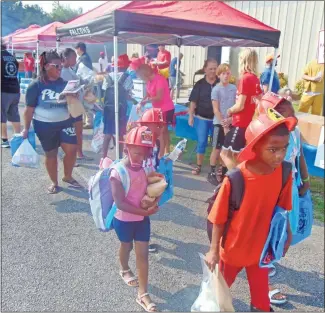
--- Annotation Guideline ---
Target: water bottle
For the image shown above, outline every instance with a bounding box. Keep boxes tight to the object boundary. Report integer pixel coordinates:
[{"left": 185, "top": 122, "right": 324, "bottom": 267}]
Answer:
[{"left": 168, "top": 139, "right": 187, "bottom": 162}]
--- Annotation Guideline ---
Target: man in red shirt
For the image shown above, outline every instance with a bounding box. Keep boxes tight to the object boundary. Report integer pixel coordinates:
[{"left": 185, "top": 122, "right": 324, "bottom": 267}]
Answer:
[
  {"left": 156, "top": 45, "right": 171, "bottom": 71},
  {"left": 23, "top": 52, "right": 35, "bottom": 78}
]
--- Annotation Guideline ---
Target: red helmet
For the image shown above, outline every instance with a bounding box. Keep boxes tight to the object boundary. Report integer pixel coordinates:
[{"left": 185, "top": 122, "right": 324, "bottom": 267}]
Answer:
[
  {"left": 122, "top": 126, "right": 154, "bottom": 148},
  {"left": 139, "top": 108, "right": 165, "bottom": 125},
  {"left": 238, "top": 109, "right": 297, "bottom": 162},
  {"left": 257, "top": 92, "right": 286, "bottom": 115}
]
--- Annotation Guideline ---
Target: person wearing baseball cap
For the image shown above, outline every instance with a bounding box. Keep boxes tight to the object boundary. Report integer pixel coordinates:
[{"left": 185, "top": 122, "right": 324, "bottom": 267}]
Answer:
[
  {"left": 206, "top": 111, "right": 296, "bottom": 312},
  {"left": 260, "top": 54, "right": 281, "bottom": 94},
  {"left": 257, "top": 92, "right": 311, "bottom": 306},
  {"left": 98, "top": 51, "right": 108, "bottom": 73}
]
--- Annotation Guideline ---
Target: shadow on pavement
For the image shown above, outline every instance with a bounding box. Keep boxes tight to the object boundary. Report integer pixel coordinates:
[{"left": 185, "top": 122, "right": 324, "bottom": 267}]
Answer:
[
  {"left": 174, "top": 174, "right": 214, "bottom": 193},
  {"left": 272, "top": 264, "right": 324, "bottom": 309},
  {"left": 155, "top": 202, "right": 206, "bottom": 230},
  {"left": 51, "top": 198, "right": 90, "bottom": 214},
  {"left": 152, "top": 233, "right": 208, "bottom": 275}
]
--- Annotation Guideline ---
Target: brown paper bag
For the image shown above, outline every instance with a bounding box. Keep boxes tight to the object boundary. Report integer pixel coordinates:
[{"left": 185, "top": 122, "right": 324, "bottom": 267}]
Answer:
[{"left": 66, "top": 95, "right": 86, "bottom": 118}]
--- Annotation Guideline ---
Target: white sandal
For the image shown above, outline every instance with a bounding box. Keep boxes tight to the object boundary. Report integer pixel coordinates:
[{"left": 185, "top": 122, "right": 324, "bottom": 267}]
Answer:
[
  {"left": 136, "top": 293, "right": 157, "bottom": 312},
  {"left": 269, "top": 289, "right": 287, "bottom": 305},
  {"left": 119, "top": 269, "right": 138, "bottom": 287}
]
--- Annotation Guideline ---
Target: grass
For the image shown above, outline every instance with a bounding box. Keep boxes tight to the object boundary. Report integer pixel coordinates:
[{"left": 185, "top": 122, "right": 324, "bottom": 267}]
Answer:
[{"left": 169, "top": 131, "right": 324, "bottom": 222}]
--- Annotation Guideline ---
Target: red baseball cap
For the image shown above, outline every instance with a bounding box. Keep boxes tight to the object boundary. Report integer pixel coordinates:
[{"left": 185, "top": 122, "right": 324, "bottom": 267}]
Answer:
[{"left": 238, "top": 110, "right": 297, "bottom": 162}]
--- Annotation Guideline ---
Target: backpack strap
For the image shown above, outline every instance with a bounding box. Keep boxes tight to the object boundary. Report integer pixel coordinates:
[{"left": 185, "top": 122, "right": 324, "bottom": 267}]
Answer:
[
  {"left": 278, "top": 160, "right": 292, "bottom": 205},
  {"left": 110, "top": 161, "right": 130, "bottom": 195},
  {"left": 221, "top": 167, "right": 245, "bottom": 249}
]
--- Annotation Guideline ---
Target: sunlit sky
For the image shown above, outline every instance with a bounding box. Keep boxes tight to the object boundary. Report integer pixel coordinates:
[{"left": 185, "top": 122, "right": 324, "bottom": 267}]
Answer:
[{"left": 22, "top": 1, "right": 107, "bottom": 13}]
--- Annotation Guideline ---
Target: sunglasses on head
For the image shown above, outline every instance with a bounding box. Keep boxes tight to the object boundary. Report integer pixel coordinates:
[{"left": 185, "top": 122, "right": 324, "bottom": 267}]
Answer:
[{"left": 48, "top": 63, "right": 62, "bottom": 70}]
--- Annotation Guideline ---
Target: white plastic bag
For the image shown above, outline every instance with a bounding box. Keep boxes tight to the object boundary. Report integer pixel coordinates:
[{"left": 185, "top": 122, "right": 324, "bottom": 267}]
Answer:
[
  {"left": 12, "top": 139, "right": 40, "bottom": 168},
  {"left": 91, "top": 111, "right": 105, "bottom": 153},
  {"left": 191, "top": 253, "right": 235, "bottom": 312}
]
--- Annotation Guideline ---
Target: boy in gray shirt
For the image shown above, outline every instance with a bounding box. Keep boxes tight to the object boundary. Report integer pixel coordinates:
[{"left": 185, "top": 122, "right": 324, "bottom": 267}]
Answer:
[{"left": 208, "top": 64, "right": 237, "bottom": 185}]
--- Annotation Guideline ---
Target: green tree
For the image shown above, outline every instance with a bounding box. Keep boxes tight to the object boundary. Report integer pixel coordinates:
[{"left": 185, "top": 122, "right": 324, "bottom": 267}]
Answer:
[{"left": 50, "top": 1, "right": 83, "bottom": 23}]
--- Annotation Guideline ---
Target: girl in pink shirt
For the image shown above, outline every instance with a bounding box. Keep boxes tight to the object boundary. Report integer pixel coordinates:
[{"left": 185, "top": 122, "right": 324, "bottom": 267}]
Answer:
[
  {"left": 136, "top": 64, "right": 175, "bottom": 159},
  {"left": 110, "top": 126, "right": 160, "bottom": 312}
]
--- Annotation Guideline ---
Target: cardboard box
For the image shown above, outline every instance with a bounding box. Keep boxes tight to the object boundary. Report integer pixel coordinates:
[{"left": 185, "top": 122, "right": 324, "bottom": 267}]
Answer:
[{"left": 296, "top": 112, "right": 324, "bottom": 146}]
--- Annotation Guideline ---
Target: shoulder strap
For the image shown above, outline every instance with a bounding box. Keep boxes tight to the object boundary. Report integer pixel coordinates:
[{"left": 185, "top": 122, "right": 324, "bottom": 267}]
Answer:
[
  {"left": 221, "top": 167, "right": 245, "bottom": 248},
  {"left": 281, "top": 161, "right": 292, "bottom": 190},
  {"left": 119, "top": 72, "right": 128, "bottom": 87},
  {"left": 112, "top": 161, "right": 130, "bottom": 194}
]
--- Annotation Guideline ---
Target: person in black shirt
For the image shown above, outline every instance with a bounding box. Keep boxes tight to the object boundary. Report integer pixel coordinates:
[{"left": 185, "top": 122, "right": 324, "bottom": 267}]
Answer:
[
  {"left": 188, "top": 59, "right": 219, "bottom": 175},
  {"left": 74, "top": 42, "right": 93, "bottom": 71},
  {"left": 1, "top": 42, "right": 21, "bottom": 148}
]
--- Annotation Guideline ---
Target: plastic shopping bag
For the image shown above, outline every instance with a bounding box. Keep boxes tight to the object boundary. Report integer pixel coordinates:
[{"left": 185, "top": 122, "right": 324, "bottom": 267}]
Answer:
[
  {"left": 291, "top": 190, "right": 313, "bottom": 246},
  {"left": 12, "top": 139, "right": 40, "bottom": 168},
  {"left": 91, "top": 111, "right": 105, "bottom": 153},
  {"left": 158, "top": 156, "right": 174, "bottom": 206},
  {"left": 191, "top": 253, "right": 235, "bottom": 312}
]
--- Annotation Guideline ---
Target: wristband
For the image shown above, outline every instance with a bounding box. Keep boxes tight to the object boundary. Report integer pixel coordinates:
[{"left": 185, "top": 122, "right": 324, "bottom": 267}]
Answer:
[{"left": 302, "top": 176, "right": 310, "bottom": 182}]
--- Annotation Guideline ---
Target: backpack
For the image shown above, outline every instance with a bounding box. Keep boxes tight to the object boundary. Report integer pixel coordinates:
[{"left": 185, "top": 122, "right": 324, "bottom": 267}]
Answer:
[
  {"left": 206, "top": 161, "right": 292, "bottom": 246},
  {"left": 103, "top": 72, "right": 129, "bottom": 117},
  {"left": 88, "top": 161, "right": 130, "bottom": 231}
]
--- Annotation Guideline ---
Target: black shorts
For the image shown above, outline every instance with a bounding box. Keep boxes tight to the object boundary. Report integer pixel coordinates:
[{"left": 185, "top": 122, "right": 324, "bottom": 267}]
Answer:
[
  {"left": 222, "top": 126, "right": 246, "bottom": 153},
  {"left": 212, "top": 124, "right": 225, "bottom": 149},
  {"left": 163, "top": 109, "right": 175, "bottom": 125},
  {"left": 33, "top": 118, "right": 77, "bottom": 152},
  {"left": 72, "top": 115, "right": 83, "bottom": 123},
  {"left": 1, "top": 92, "right": 20, "bottom": 123}
]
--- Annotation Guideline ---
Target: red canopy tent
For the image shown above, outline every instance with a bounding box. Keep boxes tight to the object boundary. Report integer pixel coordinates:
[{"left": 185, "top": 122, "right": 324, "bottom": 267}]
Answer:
[
  {"left": 57, "top": 1, "right": 280, "bottom": 47},
  {"left": 57, "top": 1, "right": 281, "bottom": 158}
]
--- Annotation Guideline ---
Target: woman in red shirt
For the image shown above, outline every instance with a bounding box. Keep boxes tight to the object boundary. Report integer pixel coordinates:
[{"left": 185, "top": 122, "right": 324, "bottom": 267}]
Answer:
[
  {"left": 23, "top": 52, "right": 35, "bottom": 78},
  {"left": 221, "top": 48, "right": 262, "bottom": 171}
]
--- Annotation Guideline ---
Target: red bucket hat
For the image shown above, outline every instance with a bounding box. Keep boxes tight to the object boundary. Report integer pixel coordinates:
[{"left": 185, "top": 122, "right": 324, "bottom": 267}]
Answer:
[
  {"left": 257, "top": 92, "right": 287, "bottom": 115},
  {"left": 121, "top": 126, "right": 154, "bottom": 148},
  {"left": 112, "top": 54, "right": 131, "bottom": 69},
  {"left": 238, "top": 109, "right": 297, "bottom": 162}
]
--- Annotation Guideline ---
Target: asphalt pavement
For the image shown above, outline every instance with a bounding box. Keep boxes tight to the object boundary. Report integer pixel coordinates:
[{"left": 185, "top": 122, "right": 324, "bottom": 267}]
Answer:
[{"left": 1, "top": 106, "right": 324, "bottom": 312}]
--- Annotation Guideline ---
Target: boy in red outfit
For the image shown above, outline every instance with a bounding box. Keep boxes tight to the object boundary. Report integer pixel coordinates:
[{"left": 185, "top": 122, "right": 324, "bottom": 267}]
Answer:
[{"left": 205, "top": 111, "right": 296, "bottom": 312}]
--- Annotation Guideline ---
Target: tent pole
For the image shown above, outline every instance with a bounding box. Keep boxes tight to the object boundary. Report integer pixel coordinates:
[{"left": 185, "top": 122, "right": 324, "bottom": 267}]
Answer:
[
  {"left": 175, "top": 45, "right": 181, "bottom": 104},
  {"left": 56, "top": 38, "right": 60, "bottom": 52},
  {"left": 174, "top": 45, "right": 181, "bottom": 103},
  {"left": 36, "top": 40, "right": 40, "bottom": 77},
  {"left": 113, "top": 35, "right": 119, "bottom": 160},
  {"left": 11, "top": 41, "right": 14, "bottom": 55},
  {"left": 269, "top": 47, "right": 278, "bottom": 93}
]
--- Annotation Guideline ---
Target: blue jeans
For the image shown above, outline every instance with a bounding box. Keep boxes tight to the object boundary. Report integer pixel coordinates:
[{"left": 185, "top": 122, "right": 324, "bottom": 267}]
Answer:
[
  {"left": 194, "top": 117, "right": 214, "bottom": 154},
  {"left": 25, "top": 71, "right": 32, "bottom": 78}
]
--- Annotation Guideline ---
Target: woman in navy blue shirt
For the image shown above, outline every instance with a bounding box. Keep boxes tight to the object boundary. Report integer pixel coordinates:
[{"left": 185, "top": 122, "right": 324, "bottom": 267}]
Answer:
[{"left": 22, "top": 50, "right": 81, "bottom": 194}]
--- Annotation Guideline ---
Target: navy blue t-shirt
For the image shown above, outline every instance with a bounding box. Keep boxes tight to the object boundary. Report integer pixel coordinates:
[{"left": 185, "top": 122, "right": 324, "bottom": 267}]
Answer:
[
  {"left": 26, "top": 77, "right": 70, "bottom": 122},
  {"left": 260, "top": 68, "right": 280, "bottom": 93}
]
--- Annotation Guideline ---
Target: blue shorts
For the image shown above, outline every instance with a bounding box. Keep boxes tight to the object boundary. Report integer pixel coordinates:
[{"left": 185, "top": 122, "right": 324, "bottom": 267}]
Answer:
[
  {"left": 33, "top": 118, "right": 77, "bottom": 152},
  {"left": 103, "top": 105, "right": 127, "bottom": 136},
  {"left": 113, "top": 217, "right": 150, "bottom": 243},
  {"left": 194, "top": 117, "right": 214, "bottom": 154}
]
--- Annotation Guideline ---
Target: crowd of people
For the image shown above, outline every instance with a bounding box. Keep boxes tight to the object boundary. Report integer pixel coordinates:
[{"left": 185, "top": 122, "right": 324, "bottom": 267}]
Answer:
[{"left": 1, "top": 38, "right": 324, "bottom": 312}]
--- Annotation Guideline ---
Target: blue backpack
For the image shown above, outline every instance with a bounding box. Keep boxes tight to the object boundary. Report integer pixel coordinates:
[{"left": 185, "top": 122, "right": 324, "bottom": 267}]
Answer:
[{"left": 88, "top": 161, "right": 130, "bottom": 231}]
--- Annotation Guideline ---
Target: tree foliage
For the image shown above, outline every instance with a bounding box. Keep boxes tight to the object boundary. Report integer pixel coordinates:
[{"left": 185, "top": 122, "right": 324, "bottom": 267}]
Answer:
[
  {"left": 50, "top": 1, "right": 83, "bottom": 23},
  {"left": 1, "top": 0, "right": 83, "bottom": 36}
]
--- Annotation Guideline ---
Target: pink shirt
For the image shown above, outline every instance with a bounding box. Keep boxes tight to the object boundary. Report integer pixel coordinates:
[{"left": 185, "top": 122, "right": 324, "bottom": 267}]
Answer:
[
  {"left": 110, "top": 167, "right": 147, "bottom": 222},
  {"left": 147, "top": 74, "right": 174, "bottom": 112}
]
